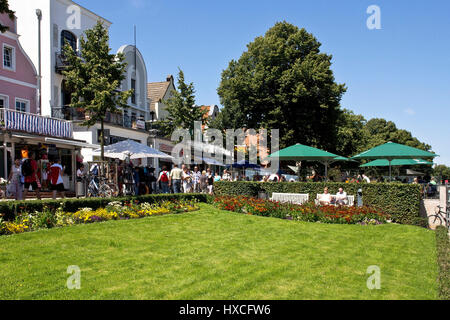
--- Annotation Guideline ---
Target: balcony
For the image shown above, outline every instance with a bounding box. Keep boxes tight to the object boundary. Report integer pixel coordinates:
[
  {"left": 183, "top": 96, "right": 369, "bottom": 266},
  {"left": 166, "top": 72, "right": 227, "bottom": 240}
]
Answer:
[
  {"left": 52, "top": 106, "right": 146, "bottom": 131},
  {"left": 52, "top": 105, "right": 86, "bottom": 121},
  {"left": 55, "top": 51, "right": 81, "bottom": 74},
  {"left": 0, "top": 108, "right": 73, "bottom": 139}
]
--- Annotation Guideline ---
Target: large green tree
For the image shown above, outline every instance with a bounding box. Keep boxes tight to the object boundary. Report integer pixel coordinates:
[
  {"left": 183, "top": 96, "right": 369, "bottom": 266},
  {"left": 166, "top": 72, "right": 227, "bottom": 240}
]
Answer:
[
  {"left": 433, "top": 165, "right": 450, "bottom": 181},
  {"left": 335, "top": 109, "right": 366, "bottom": 157},
  {"left": 362, "top": 118, "right": 431, "bottom": 151},
  {"left": 216, "top": 21, "right": 347, "bottom": 151},
  {"left": 334, "top": 110, "right": 433, "bottom": 157},
  {"left": 0, "top": 0, "right": 15, "bottom": 33},
  {"left": 159, "top": 69, "right": 206, "bottom": 137},
  {"left": 62, "top": 22, "right": 132, "bottom": 160}
]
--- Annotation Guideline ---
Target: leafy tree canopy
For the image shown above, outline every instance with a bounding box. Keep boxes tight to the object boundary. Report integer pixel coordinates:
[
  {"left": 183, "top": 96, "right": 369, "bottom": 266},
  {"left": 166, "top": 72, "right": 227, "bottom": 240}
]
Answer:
[
  {"left": 335, "top": 110, "right": 433, "bottom": 157},
  {"left": 216, "top": 21, "right": 347, "bottom": 151},
  {"left": 62, "top": 21, "right": 132, "bottom": 159},
  {"left": 433, "top": 165, "right": 450, "bottom": 180},
  {"left": 159, "top": 69, "right": 207, "bottom": 137},
  {"left": 0, "top": 0, "right": 15, "bottom": 33}
]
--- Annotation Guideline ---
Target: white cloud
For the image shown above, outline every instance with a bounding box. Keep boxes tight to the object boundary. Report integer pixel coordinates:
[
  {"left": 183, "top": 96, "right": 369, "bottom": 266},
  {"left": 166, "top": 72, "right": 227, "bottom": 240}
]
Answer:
[
  {"left": 404, "top": 108, "right": 416, "bottom": 116},
  {"left": 130, "top": 0, "right": 145, "bottom": 8}
]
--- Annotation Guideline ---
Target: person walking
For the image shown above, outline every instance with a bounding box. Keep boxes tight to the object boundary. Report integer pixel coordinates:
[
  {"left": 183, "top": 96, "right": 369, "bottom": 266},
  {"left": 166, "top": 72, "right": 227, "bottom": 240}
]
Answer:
[
  {"left": 133, "top": 166, "right": 141, "bottom": 195},
  {"left": 182, "top": 166, "right": 193, "bottom": 193},
  {"left": 157, "top": 166, "right": 170, "bottom": 194},
  {"left": 207, "top": 169, "right": 215, "bottom": 195},
  {"left": 199, "top": 170, "right": 208, "bottom": 193},
  {"left": 169, "top": 164, "right": 183, "bottom": 194},
  {"left": 8, "top": 158, "right": 23, "bottom": 200},
  {"left": 192, "top": 166, "right": 201, "bottom": 193},
  {"left": 22, "top": 151, "right": 41, "bottom": 200},
  {"left": 49, "top": 159, "right": 65, "bottom": 200}
]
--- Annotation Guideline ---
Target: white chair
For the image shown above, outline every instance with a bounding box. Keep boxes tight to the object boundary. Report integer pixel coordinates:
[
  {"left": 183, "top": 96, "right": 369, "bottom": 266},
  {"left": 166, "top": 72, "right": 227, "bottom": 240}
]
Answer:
[{"left": 270, "top": 193, "right": 309, "bottom": 205}]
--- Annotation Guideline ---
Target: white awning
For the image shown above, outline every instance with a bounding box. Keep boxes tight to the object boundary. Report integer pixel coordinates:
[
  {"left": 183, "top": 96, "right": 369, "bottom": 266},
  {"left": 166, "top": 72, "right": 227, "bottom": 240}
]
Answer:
[{"left": 45, "top": 137, "right": 100, "bottom": 149}]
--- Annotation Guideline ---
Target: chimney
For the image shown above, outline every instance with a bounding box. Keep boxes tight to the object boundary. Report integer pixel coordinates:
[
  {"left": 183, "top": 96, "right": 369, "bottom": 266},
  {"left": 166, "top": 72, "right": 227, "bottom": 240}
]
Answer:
[{"left": 167, "top": 75, "right": 174, "bottom": 82}]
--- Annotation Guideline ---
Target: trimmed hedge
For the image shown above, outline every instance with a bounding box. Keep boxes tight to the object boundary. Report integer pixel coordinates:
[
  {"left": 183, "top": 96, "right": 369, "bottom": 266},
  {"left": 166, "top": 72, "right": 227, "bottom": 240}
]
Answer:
[
  {"left": 214, "top": 182, "right": 424, "bottom": 226},
  {"left": 436, "top": 226, "right": 450, "bottom": 300},
  {"left": 0, "top": 194, "right": 208, "bottom": 221}
]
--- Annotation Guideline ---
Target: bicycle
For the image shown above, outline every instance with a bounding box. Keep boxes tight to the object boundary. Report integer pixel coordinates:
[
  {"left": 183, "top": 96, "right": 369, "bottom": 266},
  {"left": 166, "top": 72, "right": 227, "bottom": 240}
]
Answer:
[
  {"left": 87, "top": 175, "right": 118, "bottom": 198},
  {"left": 430, "top": 205, "right": 450, "bottom": 229}
]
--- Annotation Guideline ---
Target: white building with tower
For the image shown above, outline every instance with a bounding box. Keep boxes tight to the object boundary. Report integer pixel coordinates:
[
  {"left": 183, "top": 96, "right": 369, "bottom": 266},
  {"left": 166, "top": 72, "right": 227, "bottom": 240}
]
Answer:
[
  {"left": 74, "top": 44, "right": 152, "bottom": 164},
  {"left": 10, "top": 0, "right": 153, "bottom": 165},
  {"left": 9, "top": 0, "right": 112, "bottom": 118}
]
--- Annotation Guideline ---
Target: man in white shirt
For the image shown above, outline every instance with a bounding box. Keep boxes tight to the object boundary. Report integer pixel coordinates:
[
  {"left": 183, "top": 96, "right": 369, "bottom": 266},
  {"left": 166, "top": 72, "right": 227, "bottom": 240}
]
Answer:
[{"left": 335, "top": 188, "right": 348, "bottom": 206}]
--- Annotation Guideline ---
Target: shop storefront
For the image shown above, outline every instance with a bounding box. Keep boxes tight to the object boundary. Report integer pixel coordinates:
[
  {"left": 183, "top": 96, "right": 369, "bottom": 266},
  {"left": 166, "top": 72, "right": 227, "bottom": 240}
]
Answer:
[{"left": 0, "top": 132, "right": 98, "bottom": 192}]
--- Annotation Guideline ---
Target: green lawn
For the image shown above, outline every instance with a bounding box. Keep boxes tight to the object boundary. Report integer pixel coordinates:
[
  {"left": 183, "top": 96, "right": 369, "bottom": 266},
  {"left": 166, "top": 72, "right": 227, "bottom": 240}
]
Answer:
[{"left": 0, "top": 203, "right": 439, "bottom": 300}]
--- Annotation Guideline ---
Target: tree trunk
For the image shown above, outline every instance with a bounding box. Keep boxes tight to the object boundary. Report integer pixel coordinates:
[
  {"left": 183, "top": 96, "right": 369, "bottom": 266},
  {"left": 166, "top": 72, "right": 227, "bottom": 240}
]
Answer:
[{"left": 100, "top": 119, "right": 105, "bottom": 161}]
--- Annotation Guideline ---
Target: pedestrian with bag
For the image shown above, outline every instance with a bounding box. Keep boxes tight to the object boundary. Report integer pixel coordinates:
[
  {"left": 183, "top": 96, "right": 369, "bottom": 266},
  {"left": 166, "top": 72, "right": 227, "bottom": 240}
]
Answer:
[{"left": 157, "top": 166, "right": 170, "bottom": 194}]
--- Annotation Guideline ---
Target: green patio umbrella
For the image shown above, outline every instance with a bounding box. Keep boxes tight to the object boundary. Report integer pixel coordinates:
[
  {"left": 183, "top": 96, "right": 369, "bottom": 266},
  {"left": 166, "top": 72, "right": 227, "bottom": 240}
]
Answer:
[
  {"left": 352, "top": 142, "right": 438, "bottom": 181},
  {"left": 268, "top": 144, "right": 339, "bottom": 180},
  {"left": 360, "top": 158, "right": 434, "bottom": 168}
]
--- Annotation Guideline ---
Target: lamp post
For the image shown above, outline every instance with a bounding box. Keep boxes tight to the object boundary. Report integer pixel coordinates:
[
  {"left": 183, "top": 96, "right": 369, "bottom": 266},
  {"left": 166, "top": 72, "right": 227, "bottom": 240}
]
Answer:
[
  {"left": 148, "top": 111, "right": 157, "bottom": 168},
  {"left": 36, "top": 9, "right": 42, "bottom": 115}
]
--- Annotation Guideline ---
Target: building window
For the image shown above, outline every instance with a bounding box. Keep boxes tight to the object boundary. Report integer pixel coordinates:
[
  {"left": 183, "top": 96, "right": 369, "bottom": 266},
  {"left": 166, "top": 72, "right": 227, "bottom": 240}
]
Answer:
[
  {"left": 3, "top": 45, "right": 15, "bottom": 70},
  {"left": 0, "top": 95, "right": 8, "bottom": 109},
  {"left": 15, "top": 99, "right": 29, "bottom": 113},
  {"left": 61, "top": 30, "right": 77, "bottom": 51},
  {"left": 131, "top": 79, "right": 136, "bottom": 104}
]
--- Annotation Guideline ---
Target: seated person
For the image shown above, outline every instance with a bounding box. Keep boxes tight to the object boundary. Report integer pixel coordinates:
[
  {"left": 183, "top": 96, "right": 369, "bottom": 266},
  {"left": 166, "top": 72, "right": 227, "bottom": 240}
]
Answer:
[
  {"left": 319, "top": 187, "right": 333, "bottom": 206},
  {"left": 335, "top": 188, "right": 348, "bottom": 206}
]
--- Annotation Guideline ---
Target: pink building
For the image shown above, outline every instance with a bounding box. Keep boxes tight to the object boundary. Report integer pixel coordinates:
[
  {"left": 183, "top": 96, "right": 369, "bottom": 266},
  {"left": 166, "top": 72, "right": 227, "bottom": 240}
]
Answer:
[{"left": 0, "top": 13, "right": 38, "bottom": 114}]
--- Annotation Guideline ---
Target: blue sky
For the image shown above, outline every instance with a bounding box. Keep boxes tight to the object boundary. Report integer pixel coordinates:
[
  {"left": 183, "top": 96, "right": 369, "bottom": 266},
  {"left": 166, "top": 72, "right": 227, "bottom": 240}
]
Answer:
[{"left": 76, "top": 0, "right": 450, "bottom": 165}]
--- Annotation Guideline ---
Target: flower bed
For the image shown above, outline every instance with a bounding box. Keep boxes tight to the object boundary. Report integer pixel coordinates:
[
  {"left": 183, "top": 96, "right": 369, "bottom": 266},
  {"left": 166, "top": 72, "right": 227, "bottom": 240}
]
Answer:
[
  {"left": 213, "top": 196, "right": 390, "bottom": 225},
  {"left": 0, "top": 199, "right": 199, "bottom": 236}
]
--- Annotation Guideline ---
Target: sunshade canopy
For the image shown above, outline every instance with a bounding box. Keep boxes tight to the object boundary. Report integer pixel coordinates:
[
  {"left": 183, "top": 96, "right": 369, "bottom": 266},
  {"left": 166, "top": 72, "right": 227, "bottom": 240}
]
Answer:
[
  {"left": 94, "top": 140, "right": 173, "bottom": 161},
  {"left": 269, "top": 144, "right": 339, "bottom": 161},
  {"left": 352, "top": 142, "right": 438, "bottom": 160},
  {"left": 360, "top": 158, "right": 434, "bottom": 168}
]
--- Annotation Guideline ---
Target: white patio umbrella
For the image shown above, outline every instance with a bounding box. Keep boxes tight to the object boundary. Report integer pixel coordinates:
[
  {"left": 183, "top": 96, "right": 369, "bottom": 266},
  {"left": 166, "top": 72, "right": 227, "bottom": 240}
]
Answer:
[{"left": 94, "top": 140, "right": 174, "bottom": 160}]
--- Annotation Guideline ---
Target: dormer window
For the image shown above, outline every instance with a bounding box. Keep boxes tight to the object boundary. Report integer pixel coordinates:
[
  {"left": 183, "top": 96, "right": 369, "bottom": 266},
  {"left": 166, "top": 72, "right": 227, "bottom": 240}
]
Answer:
[{"left": 61, "top": 30, "right": 77, "bottom": 51}]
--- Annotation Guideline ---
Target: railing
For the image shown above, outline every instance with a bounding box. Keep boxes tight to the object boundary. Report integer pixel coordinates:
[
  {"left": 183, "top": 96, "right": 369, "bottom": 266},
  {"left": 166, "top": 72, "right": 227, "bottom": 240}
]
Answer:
[
  {"left": 52, "top": 106, "right": 146, "bottom": 131},
  {"left": 55, "top": 51, "right": 81, "bottom": 74},
  {"left": 0, "top": 108, "right": 73, "bottom": 139},
  {"left": 52, "top": 105, "right": 86, "bottom": 121}
]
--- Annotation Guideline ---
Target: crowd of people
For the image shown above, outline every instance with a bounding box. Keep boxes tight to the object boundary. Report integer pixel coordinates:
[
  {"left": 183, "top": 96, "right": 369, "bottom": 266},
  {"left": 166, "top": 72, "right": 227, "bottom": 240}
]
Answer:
[
  {"left": 5, "top": 156, "right": 448, "bottom": 199},
  {"left": 6, "top": 151, "right": 66, "bottom": 201}
]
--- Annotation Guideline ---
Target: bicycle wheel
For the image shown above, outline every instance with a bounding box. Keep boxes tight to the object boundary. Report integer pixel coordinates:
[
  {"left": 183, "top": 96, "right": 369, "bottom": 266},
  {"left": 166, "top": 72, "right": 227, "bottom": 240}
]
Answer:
[
  {"left": 99, "top": 184, "right": 113, "bottom": 198},
  {"left": 108, "top": 184, "right": 119, "bottom": 197},
  {"left": 431, "top": 215, "right": 443, "bottom": 226}
]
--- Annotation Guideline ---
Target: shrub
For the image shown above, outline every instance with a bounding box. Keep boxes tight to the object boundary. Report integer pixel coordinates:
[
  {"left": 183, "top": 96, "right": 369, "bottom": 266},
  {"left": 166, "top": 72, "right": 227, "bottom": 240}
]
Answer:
[
  {"left": 214, "top": 182, "right": 422, "bottom": 226},
  {"left": 436, "top": 226, "right": 450, "bottom": 300}
]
